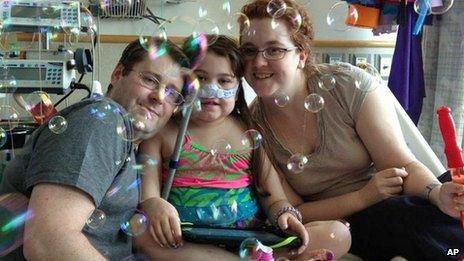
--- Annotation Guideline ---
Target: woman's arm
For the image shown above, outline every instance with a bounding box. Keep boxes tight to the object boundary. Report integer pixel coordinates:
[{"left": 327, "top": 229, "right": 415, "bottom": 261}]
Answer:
[
  {"left": 295, "top": 86, "right": 427, "bottom": 221},
  {"left": 356, "top": 87, "right": 464, "bottom": 218},
  {"left": 294, "top": 188, "right": 368, "bottom": 222},
  {"left": 356, "top": 87, "right": 442, "bottom": 199}
]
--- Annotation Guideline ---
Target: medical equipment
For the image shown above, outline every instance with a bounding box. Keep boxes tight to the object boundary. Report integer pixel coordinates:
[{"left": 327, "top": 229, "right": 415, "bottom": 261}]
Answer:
[
  {"left": 0, "top": 0, "right": 80, "bottom": 31},
  {"left": 0, "top": 59, "right": 76, "bottom": 94}
]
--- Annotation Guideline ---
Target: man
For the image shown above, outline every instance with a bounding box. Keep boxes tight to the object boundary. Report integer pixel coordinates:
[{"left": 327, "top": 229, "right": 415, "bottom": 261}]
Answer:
[{"left": 0, "top": 38, "right": 187, "bottom": 260}]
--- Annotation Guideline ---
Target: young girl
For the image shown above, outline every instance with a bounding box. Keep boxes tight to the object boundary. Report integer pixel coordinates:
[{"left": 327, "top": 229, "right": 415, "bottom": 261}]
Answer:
[{"left": 134, "top": 35, "right": 350, "bottom": 260}]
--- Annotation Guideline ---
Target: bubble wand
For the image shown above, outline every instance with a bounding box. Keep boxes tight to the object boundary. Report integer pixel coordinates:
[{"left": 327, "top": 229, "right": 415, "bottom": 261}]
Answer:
[
  {"left": 161, "top": 33, "right": 206, "bottom": 200},
  {"left": 437, "top": 106, "right": 464, "bottom": 229},
  {"left": 413, "top": 0, "right": 429, "bottom": 35}
]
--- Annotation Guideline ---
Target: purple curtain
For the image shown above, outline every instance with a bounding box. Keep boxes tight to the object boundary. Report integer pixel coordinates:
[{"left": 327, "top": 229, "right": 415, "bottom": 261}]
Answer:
[{"left": 388, "top": 4, "right": 425, "bottom": 125}]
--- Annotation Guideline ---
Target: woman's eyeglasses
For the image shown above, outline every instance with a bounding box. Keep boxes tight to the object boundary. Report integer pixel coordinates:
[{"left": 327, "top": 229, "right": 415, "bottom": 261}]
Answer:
[{"left": 240, "top": 46, "right": 298, "bottom": 60}]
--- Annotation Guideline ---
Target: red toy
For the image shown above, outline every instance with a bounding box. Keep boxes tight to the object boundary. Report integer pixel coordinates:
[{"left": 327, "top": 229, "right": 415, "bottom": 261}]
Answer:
[{"left": 437, "top": 106, "right": 464, "bottom": 229}]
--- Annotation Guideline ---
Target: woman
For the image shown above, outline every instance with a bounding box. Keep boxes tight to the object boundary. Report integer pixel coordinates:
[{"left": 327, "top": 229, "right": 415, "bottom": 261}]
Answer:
[{"left": 238, "top": 0, "right": 464, "bottom": 260}]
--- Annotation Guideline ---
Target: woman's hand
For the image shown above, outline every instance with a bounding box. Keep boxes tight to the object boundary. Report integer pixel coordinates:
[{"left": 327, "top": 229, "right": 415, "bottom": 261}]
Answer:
[
  {"left": 434, "top": 182, "right": 464, "bottom": 218},
  {"left": 277, "top": 212, "right": 309, "bottom": 256},
  {"left": 139, "top": 197, "right": 183, "bottom": 248},
  {"left": 358, "top": 168, "right": 409, "bottom": 206}
]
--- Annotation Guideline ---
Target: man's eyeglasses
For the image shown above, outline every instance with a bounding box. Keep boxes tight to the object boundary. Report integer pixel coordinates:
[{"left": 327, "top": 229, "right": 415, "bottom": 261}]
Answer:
[
  {"left": 131, "top": 70, "right": 184, "bottom": 106},
  {"left": 240, "top": 46, "right": 298, "bottom": 60}
]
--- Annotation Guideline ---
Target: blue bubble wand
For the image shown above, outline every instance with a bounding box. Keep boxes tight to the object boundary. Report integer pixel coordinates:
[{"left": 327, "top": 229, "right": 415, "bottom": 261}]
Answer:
[{"left": 413, "top": 0, "right": 430, "bottom": 35}]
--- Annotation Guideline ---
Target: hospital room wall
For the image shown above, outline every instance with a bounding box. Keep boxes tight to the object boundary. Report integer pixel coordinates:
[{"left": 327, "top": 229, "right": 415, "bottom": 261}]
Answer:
[{"left": 3, "top": 0, "right": 397, "bottom": 115}]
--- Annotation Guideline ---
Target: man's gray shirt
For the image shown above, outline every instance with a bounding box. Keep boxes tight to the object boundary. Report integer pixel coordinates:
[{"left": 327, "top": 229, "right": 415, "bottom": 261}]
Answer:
[{"left": 0, "top": 98, "right": 139, "bottom": 260}]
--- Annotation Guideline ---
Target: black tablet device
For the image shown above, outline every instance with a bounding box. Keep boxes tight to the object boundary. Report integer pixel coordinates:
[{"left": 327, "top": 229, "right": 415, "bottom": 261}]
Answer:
[{"left": 181, "top": 223, "right": 301, "bottom": 250}]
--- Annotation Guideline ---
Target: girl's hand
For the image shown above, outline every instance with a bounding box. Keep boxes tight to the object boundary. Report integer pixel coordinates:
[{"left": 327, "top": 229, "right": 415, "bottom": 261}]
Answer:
[
  {"left": 277, "top": 212, "right": 309, "bottom": 256},
  {"left": 435, "top": 182, "right": 464, "bottom": 218},
  {"left": 139, "top": 197, "right": 183, "bottom": 248},
  {"left": 359, "top": 167, "right": 408, "bottom": 205}
]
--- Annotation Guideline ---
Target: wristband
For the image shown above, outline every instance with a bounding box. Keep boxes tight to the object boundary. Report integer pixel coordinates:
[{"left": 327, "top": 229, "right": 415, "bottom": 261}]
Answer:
[
  {"left": 424, "top": 182, "right": 441, "bottom": 201},
  {"left": 272, "top": 206, "right": 303, "bottom": 227}
]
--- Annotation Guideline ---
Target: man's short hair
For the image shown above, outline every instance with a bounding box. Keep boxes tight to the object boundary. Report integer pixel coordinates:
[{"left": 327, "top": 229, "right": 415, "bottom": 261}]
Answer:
[{"left": 108, "top": 38, "right": 188, "bottom": 93}]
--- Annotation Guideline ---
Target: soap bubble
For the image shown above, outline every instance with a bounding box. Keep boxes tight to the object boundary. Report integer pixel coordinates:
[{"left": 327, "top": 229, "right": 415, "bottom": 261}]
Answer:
[
  {"left": 0, "top": 127, "right": 7, "bottom": 148},
  {"left": 317, "top": 74, "right": 337, "bottom": 91},
  {"left": 181, "top": 32, "right": 208, "bottom": 70},
  {"left": 356, "top": 63, "right": 383, "bottom": 87},
  {"left": 0, "top": 193, "right": 31, "bottom": 256},
  {"left": 133, "top": 153, "right": 158, "bottom": 174},
  {"left": 235, "top": 13, "right": 251, "bottom": 36},
  {"left": 120, "top": 212, "right": 148, "bottom": 237},
  {"left": 20, "top": 91, "right": 57, "bottom": 124},
  {"left": 239, "top": 238, "right": 261, "bottom": 259},
  {"left": 210, "top": 139, "right": 233, "bottom": 156},
  {"left": 192, "top": 18, "right": 220, "bottom": 46},
  {"left": 0, "top": 105, "right": 19, "bottom": 131},
  {"left": 89, "top": 101, "right": 120, "bottom": 123},
  {"left": 86, "top": 209, "right": 106, "bottom": 230},
  {"left": 304, "top": 93, "right": 325, "bottom": 113},
  {"left": 267, "top": 0, "right": 287, "bottom": 18},
  {"left": 240, "top": 129, "right": 263, "bottom": 150},
  {"left": 197, "top": 1, "right": 208, "bottom": 18},
  {"left": 413, "top": 0, "right": 431, "bottom": 16},
  {"left": 138, "top": 22, "right": 169, "bottom": 62},
  {"left": 270, "top": 7, "right": 302, "bottom": 36},
  {"left": 286, "top": 153, "right": 309, "bottom": 173},
  {"left": 274, "top": 93, "right": 290, "bottom": 108},
  {"left": 239, "top": 238, "right": 260, "bottom": 259},
  {"left": 180, "top": 69, "right": 201, "bottom": 106},
  {"left": 81, "top": 7, "right": 97, "bottom": 34},
  {"left": 48, "top": 116, "right": 68, "bottom": 134},
  {"left": 327, "top": 2, "right": 358, "bottom": 32}
]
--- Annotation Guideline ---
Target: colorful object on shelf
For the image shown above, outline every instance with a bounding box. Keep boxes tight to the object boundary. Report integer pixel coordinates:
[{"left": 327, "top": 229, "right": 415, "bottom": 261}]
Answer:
[
  {"left": 340, "top": 0, "right": 444, "bottom": 36},
  {"left": 345, "top": 4, "right": 380, "bottom": 29}
]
